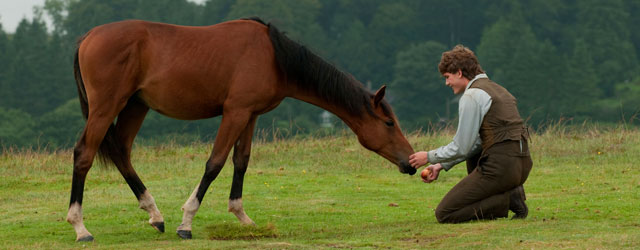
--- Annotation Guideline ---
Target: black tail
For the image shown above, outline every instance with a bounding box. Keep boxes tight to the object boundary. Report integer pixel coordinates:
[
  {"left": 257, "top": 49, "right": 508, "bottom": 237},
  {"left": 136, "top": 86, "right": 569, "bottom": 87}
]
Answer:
[
  {"left": 73, "top": 46, "right": 89, "bottom": 120},
  {"left": 74, "top": 38, "right": 125, "bottom": 168}
]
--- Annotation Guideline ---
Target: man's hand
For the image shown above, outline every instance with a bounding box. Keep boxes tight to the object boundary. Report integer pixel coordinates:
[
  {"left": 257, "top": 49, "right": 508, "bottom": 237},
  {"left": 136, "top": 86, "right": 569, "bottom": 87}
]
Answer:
[
  {"left": 409, "top": 151, "right": 429, "bottom": 168},
  {"left": 422, "top": 164, "right": 443, "bottom": 183}
]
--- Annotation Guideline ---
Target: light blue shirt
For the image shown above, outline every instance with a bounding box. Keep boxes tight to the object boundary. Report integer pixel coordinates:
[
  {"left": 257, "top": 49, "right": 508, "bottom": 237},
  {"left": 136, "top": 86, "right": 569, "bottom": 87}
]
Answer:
[{"left": 427, "top": 74, "right": 492, "bottom": 171}]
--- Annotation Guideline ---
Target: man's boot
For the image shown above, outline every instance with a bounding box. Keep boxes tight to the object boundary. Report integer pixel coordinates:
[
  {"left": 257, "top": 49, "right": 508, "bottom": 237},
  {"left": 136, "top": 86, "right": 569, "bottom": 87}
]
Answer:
[{"left": 509, "top": 185, "right": 528, "bottom": 219}]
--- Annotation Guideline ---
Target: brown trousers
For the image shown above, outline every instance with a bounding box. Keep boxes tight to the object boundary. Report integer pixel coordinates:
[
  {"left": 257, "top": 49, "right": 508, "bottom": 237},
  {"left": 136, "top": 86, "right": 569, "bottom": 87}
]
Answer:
[{"left": 435, "top": 139, "right": 532, "bottom": 223}]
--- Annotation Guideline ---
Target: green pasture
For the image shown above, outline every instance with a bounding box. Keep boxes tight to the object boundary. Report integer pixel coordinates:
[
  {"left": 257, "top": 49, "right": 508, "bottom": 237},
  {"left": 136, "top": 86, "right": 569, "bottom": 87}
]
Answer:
[{"left": 1, "top": 126, "right": 639, "bottom": 249}]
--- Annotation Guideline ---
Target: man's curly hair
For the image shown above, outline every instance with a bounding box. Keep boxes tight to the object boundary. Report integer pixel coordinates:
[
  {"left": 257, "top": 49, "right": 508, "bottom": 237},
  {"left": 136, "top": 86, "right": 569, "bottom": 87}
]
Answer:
[{"left": 438, "top": 45, "right": 485, "bottom": 80}]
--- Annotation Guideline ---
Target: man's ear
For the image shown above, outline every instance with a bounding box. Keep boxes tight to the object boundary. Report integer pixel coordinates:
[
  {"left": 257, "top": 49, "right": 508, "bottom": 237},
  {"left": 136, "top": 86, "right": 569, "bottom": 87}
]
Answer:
[
  {"left": 373, "top": 85, "right": 386, "bottom": 108},
  {"left": 457, "top": 69, "right": 463, "bottom": 78}
]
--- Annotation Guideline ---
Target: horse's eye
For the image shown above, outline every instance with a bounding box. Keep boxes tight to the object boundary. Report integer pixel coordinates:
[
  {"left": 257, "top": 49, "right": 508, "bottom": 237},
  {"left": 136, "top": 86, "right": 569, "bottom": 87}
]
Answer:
[{"left": 385, "top": 120, "right": 394, "bottom": 127}]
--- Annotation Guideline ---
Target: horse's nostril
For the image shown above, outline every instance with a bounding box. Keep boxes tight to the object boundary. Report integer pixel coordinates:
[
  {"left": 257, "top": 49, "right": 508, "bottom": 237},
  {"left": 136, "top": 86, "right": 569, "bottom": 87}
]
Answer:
[
  {"left": 400, "top": 163, "right": 416, "bottom": 175},
  {"left": 407, "top": 167, "right": 416, "bottom": 175}
]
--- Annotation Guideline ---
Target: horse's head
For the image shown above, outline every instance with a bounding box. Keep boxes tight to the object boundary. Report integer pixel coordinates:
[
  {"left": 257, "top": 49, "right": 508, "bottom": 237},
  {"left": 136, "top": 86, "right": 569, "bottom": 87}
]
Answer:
[{"left": 354, "top": 86, "right": 416, "bottom": 175}]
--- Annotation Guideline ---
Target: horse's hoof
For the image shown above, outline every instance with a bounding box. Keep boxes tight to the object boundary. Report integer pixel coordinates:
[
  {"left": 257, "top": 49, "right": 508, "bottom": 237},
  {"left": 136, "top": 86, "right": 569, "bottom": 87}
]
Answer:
[
  {"left": 77, "top": 235, "right": 94, "bottom": 242},
  {"left": 177, "top": 230, "right": 192, "bottom": 239},
  {"left": 152, "top": 222, "right": 165, "bottom": 233}
]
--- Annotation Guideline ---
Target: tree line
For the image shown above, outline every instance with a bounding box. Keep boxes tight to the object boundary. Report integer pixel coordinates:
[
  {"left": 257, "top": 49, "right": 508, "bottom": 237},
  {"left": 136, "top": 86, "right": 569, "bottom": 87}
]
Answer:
[{"left": 1, "top": 0, "right": 639, "bottom": 149}]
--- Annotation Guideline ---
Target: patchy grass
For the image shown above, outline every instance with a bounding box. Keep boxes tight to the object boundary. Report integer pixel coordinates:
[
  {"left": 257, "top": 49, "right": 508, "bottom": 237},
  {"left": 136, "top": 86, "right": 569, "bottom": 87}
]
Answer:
[
  {"left": 0, "top": 126, "right": 639, "bottom": 249},
  {"left": 206, "top": 222, "right": 278, "bottom": 240}
]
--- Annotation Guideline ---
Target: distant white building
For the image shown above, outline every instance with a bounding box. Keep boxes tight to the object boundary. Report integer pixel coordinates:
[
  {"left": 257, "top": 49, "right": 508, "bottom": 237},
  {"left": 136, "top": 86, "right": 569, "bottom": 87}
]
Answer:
[{"left": 320, "top": 110, "right": 333, "bottom": 128}]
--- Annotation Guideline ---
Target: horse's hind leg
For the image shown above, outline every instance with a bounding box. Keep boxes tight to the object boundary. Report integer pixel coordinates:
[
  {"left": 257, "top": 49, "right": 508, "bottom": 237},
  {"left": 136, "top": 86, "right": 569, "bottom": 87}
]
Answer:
[
  {"left": 228, "top": 116, "right": 257, "bottom": 225},
  {"left": 113, "top": 99, "right": 165, "bottom": 233}
]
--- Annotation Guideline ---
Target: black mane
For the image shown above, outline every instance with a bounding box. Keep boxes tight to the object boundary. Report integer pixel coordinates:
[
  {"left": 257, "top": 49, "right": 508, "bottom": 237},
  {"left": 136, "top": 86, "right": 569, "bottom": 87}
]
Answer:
[{"left": 245, "top": 17, "right": 378, "bottom": 117}]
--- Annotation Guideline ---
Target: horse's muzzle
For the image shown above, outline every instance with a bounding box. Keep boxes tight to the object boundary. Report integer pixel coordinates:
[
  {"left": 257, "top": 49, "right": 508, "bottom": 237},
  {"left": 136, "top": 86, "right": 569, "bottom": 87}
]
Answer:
[{"left": 399, "top": 162, "right": 416, "bottom": 175}]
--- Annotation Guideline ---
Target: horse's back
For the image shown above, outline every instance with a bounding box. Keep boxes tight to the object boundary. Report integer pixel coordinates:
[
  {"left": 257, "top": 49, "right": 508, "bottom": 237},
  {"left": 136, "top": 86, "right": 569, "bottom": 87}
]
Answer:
[
  {"left": 78, "top": 19, "right": 283, "bottom": 120},
  {"left": 80, "top": 19, "right": 271, "bottom": 72}
]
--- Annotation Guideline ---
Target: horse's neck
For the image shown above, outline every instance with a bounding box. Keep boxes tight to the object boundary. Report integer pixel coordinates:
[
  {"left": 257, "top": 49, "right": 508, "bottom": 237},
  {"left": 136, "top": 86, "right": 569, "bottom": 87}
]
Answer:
[{"left": 291, "top": 90, "right": 363, "bottom": 131}]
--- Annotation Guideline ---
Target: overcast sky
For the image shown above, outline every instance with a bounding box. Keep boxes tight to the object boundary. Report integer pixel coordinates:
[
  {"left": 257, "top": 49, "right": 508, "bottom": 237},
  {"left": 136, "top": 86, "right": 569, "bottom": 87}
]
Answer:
[
  {"left": 0, "top": 0, "right": 206, "bottom": 33},
  {"left": 0, "top": 0, "right": 50, "bottom": 33}
]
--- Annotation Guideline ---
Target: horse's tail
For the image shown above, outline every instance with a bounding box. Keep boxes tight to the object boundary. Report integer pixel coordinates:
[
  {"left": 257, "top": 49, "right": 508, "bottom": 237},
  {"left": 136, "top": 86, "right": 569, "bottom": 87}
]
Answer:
[
  {"left": 74, "top": 35, "right": 124, "bottom": 168},
  {"left": 74, "top": 40, "right": 89, "bottom": 120}
]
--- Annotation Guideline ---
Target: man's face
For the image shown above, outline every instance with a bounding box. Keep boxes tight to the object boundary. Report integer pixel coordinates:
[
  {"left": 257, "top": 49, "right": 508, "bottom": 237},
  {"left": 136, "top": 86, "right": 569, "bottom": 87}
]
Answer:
[{"left": 443, "top": 70, "right": 469, "bottom": 95}]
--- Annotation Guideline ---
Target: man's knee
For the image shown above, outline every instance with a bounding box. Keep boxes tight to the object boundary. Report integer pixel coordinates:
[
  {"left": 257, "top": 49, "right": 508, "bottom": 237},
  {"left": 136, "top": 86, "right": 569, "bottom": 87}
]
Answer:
[{"left": 435, "top": 207, "right": 453, "bottom": 224}]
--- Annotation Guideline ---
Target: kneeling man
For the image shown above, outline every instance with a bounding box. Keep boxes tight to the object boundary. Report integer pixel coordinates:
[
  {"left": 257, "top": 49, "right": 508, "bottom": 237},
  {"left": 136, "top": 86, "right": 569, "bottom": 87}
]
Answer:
[{"left": 410, "top": 45, "right": 532, "bottom": 223}]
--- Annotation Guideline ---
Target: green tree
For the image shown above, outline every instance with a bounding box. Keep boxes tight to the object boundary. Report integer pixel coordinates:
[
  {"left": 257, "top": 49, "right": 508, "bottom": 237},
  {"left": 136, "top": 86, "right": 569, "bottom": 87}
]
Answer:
[
  {"left": 573, "top": 0, "right": 638, "bottom": 97},
  {"left": 137, "top": 111, "right": 222, "bottom": 144},
  {"left": 477, "top": 3, "right": 573, "bottom": 124},
  {"left": 0, "top": 22, "right": 13, "bottom": 108},
  {"left": 0, "top": 107, "right": 36, "bottom": 148},
  {"left": 612, "top": 79, "right": 640, "bottom": 123},
  {"left": 366, "top": 2, "right": 418, "bottom": 85},
  {"left": 36, "top": 98, "right": 84, "bottom": 148},
  {"left": 45, "top": 32, "right": 76, "bottom": 108},
  {"left": 520, "top": 0, "right": 572, "bottom": 51},
  {"left": 413, "top": 0, "right": 487, "bottom": 48},
  {"left": 11, "top": 0, "right": 637, "bottom": 148},
  {"left": 200, "top": 0, "right": 235, "bottom": 25},
  {"left": 252, "top": 99, "right": 326, "bottom": 138},
  {"left": 389, "top": 41, "right": 448, "bottom": 129},
  {"left": 562, "top": 38, "right": 602, "bottom": 120},
  {"left": 134, "top": 0, "right": 201, "bottom": 26},
  {"left": 327, "top": 18, "right": 377, "bottom": 82},
  {"left": 628, "top": 0, "right": 640, "bottom": 65},
  {"left": 597, "top": 77, "right": 640, "bottom": 123},
  {"left": 4, "top": 17, "right": 54, "bottom": 116},
  {"left": 63, "top": 0, "right": 138, "bottom": 40},
  {"left": 225, "top": 0, "right": 327, "bottom": 51},
  {"left": 319, "top": 0, "right": 385, "bottom": 28}
]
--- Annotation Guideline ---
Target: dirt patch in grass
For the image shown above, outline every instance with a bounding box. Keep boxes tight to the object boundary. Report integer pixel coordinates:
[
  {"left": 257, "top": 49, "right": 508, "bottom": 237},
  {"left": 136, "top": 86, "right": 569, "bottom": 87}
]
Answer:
[{"left": 206, "top": 222, "right": 278, "bottom": 240}]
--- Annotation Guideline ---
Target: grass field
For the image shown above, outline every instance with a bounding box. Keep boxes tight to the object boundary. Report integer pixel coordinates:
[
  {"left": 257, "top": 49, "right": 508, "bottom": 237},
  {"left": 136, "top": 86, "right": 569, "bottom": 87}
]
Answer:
[{"left": 1, "top": 125, "right": 639, "bottom": 249}]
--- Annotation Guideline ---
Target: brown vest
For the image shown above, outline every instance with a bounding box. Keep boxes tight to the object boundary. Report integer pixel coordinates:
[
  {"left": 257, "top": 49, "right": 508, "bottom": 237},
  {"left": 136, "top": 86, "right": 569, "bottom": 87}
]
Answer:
[{"left": 469, "top": 78, "right": 527, "bottom": 151}]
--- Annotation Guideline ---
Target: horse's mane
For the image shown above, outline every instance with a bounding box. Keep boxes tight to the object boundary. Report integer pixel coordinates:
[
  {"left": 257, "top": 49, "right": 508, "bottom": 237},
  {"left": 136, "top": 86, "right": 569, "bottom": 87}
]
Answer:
[{"left": 244, "top": 17, "right": 385, "bottom": 117}]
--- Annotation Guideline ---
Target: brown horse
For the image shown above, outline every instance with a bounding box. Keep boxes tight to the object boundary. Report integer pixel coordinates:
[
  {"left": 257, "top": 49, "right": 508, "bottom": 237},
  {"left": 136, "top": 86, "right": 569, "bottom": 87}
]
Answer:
[{"left": 67, "top": 17, "right": 415, "bottom": 241}]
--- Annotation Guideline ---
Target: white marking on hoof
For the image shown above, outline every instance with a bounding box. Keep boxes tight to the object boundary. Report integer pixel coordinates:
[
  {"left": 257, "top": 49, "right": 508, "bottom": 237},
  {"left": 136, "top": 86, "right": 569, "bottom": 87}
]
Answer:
[
  {"left": 138, "top": 190, "right": 164, "bottom": 227},
  {"left": 177, "top": 185, "right": 201, "bottom": 232},
  {"left": 228, "top": 198, "right": 255, "bottom": 225},
  {"left": 66, "top": 203, "right": 93, "bottom": 241}
]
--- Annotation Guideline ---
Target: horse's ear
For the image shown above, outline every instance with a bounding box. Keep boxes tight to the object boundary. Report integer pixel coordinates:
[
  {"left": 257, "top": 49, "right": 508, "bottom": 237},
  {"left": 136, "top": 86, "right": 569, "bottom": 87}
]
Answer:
[{"left": 373, "top": 85, "right": 386, "bottom": 108}]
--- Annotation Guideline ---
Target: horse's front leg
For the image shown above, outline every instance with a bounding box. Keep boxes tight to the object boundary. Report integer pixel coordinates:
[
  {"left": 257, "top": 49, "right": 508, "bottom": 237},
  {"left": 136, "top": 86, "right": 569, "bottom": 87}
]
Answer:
[
  {"left": 228, "top": 116, "right": 258, "bottom": 225},
  {"left": 176, "top": 111, "right": 253, "bottom": 239}
]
